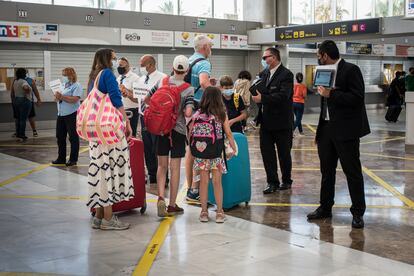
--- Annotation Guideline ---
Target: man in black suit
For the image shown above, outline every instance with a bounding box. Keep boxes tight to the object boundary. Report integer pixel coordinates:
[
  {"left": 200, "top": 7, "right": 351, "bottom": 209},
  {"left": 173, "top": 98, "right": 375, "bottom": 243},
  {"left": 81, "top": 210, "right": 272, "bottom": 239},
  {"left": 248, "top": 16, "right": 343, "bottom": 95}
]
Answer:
[
  {"left": 307, "top": 40, "right": 371, "bottom": 229},
  {"left": 252, "top": 47, "right": 294, "bottom": 194}
]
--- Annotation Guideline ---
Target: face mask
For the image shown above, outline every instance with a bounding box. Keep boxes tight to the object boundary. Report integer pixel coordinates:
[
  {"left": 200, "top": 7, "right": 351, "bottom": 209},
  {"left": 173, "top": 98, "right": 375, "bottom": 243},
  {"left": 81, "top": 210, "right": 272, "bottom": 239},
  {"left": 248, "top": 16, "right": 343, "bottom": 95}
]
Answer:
[
  {"left": 112, "top": 59, "right": 118, "bottom": 68},
  {"left": 140, "top": 67, "right": 148, "bottom": 76},
  {"left": 117, "top": 66, "right": 126, "bottom": 75},
  {"left": 261, "top": 59, "right": 269, "bottom": 69},
  {"left": 223, "top": 89, "right": 234, "bottom": 97},
  {"left": 62, "top": 76, "right": 69, "bottom": 84}
]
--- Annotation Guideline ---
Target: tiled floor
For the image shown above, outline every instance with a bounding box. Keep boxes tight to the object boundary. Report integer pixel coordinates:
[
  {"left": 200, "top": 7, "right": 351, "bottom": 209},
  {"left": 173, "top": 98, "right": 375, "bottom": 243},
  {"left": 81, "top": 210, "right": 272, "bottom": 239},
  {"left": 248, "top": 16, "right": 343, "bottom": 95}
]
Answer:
[{"left": 0, "top": 108, "right": 413, "bottom": 275}]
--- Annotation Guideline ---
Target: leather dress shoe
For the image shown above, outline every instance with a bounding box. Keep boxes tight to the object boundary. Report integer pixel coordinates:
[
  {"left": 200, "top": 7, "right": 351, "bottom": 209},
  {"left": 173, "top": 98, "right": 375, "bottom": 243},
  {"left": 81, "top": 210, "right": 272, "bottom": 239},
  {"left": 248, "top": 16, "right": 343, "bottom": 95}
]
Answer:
[
  {"left": 307, "top": 207, "right": 332, "bottom": 220},
  {"left": 66, "top": 161, "right": 77, "bottom": 167},
  {"left": 278, "top": 183, "right": 292, "bottom": 190},
  {"left": 52, "top": 159, "right": 66, "bottom": 165},
  {"left": 263, "top": 184, "right": 278, "bottom": 194},
  {"left": 352, "top": 216, "right": 364, "bottom": 229}
]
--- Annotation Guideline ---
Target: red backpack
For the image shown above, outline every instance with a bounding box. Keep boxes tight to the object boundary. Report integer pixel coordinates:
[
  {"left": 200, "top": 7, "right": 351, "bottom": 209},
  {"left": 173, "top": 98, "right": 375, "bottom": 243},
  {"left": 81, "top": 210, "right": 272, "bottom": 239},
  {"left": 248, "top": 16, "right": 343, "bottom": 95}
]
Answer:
[{"left": 144, "top": 76, "right": 190, "bottom": 136}]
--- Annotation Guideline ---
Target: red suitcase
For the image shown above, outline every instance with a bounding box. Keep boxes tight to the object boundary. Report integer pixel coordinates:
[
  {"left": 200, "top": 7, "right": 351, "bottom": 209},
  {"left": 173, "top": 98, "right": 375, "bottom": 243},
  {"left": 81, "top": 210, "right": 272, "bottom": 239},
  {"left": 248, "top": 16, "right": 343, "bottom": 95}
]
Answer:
[{"left": 92, "top": 138, "right": 147, "bottom": 215}]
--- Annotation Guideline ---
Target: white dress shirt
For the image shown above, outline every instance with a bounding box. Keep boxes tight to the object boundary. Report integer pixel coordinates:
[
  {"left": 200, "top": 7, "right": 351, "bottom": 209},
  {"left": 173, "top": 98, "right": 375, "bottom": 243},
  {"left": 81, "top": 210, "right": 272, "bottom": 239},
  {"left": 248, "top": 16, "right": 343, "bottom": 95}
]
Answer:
[
  {"left": 136, "top": 70, "right": 166, "bottom": 112},
  {"left": 117, "top": 70, "right": 140, "bottom": 109}
]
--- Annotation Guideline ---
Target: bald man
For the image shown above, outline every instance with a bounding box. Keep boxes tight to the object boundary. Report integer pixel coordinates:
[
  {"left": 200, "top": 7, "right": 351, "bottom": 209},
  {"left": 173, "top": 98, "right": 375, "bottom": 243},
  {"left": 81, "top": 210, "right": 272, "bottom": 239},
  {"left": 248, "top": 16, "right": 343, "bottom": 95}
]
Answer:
[{"left": 138, "top": 55, "right": 166, "bottom": 184}]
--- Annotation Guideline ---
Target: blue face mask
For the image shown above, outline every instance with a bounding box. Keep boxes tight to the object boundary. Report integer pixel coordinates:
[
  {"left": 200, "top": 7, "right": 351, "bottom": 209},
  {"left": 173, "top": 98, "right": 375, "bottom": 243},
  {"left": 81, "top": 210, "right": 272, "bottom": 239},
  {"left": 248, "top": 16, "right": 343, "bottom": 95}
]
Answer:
[
  {"left": 62, "top": 76, "right": 69, "bottom": 84},
  {"left": 223, "top": 89, "right": 234, "bottom": 97},
  {"left": 261, "top": 59, "right": 269, "bottom": 69}
]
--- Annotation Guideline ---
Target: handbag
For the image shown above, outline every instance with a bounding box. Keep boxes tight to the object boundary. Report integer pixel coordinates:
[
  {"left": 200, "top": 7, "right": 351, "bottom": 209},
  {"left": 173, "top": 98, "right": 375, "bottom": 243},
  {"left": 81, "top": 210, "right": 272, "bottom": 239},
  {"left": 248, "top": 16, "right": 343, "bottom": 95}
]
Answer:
[{"left": 76, "top": 70, "right": 125, "bottom": 145}]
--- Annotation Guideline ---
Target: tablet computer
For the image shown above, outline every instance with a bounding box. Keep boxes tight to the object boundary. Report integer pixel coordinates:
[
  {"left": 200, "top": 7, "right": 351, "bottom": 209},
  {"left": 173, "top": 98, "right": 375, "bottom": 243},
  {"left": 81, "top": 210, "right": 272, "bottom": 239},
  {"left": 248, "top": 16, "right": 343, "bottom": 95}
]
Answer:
[
  {"left": 249, "top": 78, "right": 266, "bottom": 96},
  {"left": 313, "top": 69, "right": 335, "bottom": 88}
]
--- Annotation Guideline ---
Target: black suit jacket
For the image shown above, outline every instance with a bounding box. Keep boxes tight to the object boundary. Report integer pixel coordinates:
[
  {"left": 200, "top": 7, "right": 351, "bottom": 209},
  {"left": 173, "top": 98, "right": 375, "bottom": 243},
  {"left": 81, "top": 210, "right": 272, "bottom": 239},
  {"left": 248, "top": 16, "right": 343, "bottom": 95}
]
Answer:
[
  {"left": 257, "top": 64, "right": 294, "bottom": 131},
  {"left": 316, "top": 59, "right": 371, "bottom": 142}
]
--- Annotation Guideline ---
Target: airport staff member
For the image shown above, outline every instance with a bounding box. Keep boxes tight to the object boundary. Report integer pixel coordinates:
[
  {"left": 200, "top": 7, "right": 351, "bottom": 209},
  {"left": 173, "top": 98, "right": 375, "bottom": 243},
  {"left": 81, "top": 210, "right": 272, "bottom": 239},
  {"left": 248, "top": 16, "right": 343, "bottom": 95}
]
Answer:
[
  {"left": 307, "top": 40, "right": 371, "bottom": 229},
  {"left": 252, "top": 47, "right": 294, "bottom": 194}
]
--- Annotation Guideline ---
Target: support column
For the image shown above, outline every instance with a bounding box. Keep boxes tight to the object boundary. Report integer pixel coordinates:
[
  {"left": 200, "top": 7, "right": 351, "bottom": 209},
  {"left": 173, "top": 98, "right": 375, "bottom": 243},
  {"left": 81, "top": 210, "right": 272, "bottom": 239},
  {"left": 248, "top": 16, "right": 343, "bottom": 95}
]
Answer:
[{"left": 406, "top": 92, "right": 414, "bottom": 152}]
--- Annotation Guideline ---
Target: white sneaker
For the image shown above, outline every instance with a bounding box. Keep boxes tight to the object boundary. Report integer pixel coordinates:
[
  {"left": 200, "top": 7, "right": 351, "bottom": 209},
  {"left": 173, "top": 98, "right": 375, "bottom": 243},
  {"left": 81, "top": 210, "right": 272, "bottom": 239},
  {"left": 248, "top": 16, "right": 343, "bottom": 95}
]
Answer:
[
  {"left": 91, "top": 217, "right": 102, "bottom": 229},
  {"left": 100, "top": 215, "right": 130, "bottom": 230}
]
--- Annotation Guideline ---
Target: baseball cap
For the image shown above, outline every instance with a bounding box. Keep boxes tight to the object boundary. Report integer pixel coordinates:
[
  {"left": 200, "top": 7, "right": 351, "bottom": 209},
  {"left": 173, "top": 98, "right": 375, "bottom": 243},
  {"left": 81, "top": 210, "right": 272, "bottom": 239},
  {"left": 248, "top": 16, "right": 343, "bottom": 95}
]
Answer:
[{"left": 173, "top": 55, "right": 189, "bottom": 72}]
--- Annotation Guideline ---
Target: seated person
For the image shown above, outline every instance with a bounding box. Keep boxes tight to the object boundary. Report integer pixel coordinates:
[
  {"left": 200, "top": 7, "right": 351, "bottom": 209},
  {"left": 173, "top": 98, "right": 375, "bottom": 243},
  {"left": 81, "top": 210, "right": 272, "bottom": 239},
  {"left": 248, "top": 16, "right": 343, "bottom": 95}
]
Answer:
[{"left": 219, "top": 75, "right": 247, "bottom": 133}]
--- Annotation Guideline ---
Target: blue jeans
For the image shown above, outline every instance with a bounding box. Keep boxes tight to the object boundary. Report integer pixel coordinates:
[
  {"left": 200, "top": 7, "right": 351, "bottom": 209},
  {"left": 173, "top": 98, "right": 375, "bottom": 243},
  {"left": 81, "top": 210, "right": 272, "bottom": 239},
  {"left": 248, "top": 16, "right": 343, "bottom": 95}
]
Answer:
[
  {"left": 293, "top": 102, "right": 305, "bottom": 133},
  {"left": 14, "top": 97, "right": 32, "bottom": 138}
]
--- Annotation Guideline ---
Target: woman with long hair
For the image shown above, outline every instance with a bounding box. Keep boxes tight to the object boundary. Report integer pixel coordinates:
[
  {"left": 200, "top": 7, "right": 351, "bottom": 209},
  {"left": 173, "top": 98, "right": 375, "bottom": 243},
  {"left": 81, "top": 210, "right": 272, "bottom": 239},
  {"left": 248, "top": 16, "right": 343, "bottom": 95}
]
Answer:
[{"left": 87, "top": 48, "right": 133, "bottom": 231}]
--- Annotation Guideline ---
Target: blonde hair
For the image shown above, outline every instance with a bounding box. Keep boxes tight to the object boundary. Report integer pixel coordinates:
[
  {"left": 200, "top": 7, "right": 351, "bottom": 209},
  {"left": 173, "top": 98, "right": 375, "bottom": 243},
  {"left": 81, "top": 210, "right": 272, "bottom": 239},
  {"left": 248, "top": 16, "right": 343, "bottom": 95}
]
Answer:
[{"left": 62, "top": 67, "right": 77, "bottom": 82}]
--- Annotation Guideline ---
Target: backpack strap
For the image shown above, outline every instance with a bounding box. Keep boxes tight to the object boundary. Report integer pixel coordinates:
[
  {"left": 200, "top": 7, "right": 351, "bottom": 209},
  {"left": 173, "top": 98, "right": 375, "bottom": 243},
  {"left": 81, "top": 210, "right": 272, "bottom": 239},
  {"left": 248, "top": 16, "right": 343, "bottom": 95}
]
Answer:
[
  {"left": 189, "top": 58, "right": 206, "bottom": 94},
  {"left": 162, "top": 76, "right": 171, "bottom": 87}
]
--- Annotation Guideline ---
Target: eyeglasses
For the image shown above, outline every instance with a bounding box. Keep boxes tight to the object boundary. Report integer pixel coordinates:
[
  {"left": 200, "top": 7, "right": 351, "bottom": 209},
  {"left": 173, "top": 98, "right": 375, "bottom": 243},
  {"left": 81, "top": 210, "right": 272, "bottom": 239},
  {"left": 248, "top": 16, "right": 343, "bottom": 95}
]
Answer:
[{"left": 262, "top": 55, "right": 273, "bottom": 61}]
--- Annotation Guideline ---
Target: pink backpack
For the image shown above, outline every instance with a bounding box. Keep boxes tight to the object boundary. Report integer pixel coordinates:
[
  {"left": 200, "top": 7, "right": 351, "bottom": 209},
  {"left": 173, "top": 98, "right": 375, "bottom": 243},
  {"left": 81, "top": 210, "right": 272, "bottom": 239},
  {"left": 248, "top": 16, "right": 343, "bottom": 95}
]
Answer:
[{"left": 76, "top": 70, "right": 125, "bottom": 145}]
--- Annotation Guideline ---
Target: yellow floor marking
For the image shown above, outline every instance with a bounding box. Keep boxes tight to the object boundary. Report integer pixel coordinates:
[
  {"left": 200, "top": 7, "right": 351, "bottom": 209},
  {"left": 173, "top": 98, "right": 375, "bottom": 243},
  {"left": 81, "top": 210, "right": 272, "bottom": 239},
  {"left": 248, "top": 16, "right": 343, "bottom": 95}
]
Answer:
[
  {"left": 250, "top": 167, "right": 414, "bottom": 173},
  {"left": 0, "top": 148, "right": 89, "bottom": 188},
  {"left": 247, "top": 202, "right": 411, "bottom": 209},
  {"left": 360, "top": 136, "right": 405, "bottom": 145},
  {"left": 0, "top": 194, "right": 158, "bottom": 203},
  {"left": 133, "top": 185, "right": 187, "bottom": 275},
  {"left": 186, "top": 201, "right": 410, "bottom": 210},
  {"left": 305, "top": 124, "right": 317, "bottom": 133},
  {"left": 0, "top": 144, "right": 89, "bottom": 149},
  {"left": 362, "top": 166, "right": 414, "bottom": 209},
  {"left": 0, "top": 272, "right": 61, "bottom": 276},
  {"left": 361, "top": 152, "right": 414, "bottom": 161}
]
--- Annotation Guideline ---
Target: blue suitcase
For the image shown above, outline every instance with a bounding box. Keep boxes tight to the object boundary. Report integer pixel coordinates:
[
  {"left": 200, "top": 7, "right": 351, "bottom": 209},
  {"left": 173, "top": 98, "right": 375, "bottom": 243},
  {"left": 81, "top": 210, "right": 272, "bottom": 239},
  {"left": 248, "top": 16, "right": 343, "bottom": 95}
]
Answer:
[{"left": 208, "top": 132, "right": 251, "bottom": 209}]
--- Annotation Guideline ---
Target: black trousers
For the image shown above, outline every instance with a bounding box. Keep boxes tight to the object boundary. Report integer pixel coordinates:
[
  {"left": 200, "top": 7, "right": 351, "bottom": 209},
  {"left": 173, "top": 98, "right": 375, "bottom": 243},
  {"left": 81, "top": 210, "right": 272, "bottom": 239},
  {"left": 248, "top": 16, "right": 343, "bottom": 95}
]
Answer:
[
  {"left": 260, "top": 127, "right": 293, "bottom": 185},
  {"left": 56, "top": 112, "right": 79, "bottom": 162},
  {"left": 317, "top": 121, "right": 366, "bottom": 216},
  {"left": 126, "top": 108, "right": 139, "bottom": 137},
  {"left": 140, "top": 114, "right": 158, "bottom": 178}
]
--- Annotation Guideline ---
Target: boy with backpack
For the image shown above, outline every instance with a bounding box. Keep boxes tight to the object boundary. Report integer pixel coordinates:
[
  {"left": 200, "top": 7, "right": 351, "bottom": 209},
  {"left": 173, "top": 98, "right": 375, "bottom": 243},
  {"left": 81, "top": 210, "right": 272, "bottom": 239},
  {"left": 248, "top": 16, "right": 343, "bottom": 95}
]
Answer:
[
  {"left": 219, "top": 75, "right": 247, "bottom": 133},
  {"left": 144, "top": 55, "right": 194, "bottom": 217}
]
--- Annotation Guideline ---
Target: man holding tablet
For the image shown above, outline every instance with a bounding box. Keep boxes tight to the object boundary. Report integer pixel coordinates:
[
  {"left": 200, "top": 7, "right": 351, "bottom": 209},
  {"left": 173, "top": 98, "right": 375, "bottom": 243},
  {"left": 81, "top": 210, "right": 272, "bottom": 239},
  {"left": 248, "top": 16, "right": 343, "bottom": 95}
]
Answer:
[{"left": 307, "top": 40, "right": 371, "bottom": 229}]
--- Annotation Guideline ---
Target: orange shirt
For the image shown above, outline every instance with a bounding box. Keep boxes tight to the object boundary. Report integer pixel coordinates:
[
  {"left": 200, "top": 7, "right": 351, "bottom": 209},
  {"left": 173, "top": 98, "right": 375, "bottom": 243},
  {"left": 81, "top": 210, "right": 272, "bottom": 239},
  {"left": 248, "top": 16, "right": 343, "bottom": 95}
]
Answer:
[{"left": 293, "top": 83, "right": 307, "bottom": 104}]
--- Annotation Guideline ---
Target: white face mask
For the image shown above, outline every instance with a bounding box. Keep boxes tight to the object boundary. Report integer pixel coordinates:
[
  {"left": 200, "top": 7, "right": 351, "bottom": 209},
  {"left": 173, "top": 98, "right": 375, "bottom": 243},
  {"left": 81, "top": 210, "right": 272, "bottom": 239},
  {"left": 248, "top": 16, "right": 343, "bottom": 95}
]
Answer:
[
  {"left": 112, "top": 59, "right": 118, "bottom": 68},
  {"left": 140, "top": 67, "right": 148, "bottom": 76}
]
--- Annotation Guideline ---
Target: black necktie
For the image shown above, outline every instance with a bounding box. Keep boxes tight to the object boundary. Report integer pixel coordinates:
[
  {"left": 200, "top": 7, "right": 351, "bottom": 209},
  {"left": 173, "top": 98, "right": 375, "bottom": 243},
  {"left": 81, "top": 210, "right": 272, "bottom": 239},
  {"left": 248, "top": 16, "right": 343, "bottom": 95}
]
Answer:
[{"left": 144, "top": 75, "right": 149, "bottom": 84}]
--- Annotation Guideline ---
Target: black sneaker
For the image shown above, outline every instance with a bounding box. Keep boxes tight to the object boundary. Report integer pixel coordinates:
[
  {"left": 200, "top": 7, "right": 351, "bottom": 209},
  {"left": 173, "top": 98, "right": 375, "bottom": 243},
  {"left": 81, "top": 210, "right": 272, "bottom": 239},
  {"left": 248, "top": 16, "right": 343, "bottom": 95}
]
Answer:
[
  {"left": 186, "top": 189, "right": 200, "bottom": 202},
  {"left": 33, "top": 130, "right": 38, "bottom": 137}
]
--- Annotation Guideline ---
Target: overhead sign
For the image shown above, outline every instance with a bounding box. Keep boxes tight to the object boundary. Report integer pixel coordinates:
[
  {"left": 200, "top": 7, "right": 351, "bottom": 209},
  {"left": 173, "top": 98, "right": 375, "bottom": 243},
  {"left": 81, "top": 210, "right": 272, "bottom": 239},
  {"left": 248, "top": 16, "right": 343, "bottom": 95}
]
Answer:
[
  {"left": 396, "top": 45, "right": 414, "bottom": 57},
  {"left": 346, "top": 42, "right": 372, "bottom": 55},
  {"left": 121, "top": 28, "right": 173, "bottom": 47},
  {"left": 406, "top": 0, "right": 414, "bottom": 18},
  {"left": 0, "top": 21, "right": 58, "bottom": 43},
  {"left": 174, "top": 32, "right": 220, "bottom": 49},
  {"left": 221, "top": 34, "right": 260, "bottom": 50},
  {"left": 323, "top": 18, "right": 380, "bottom": 37},
  {"left": 275, "top": 24, "right": 323, "bottom": 41},
  {"left": 372, "top": 44, "right": 396, "bottom": 56}
]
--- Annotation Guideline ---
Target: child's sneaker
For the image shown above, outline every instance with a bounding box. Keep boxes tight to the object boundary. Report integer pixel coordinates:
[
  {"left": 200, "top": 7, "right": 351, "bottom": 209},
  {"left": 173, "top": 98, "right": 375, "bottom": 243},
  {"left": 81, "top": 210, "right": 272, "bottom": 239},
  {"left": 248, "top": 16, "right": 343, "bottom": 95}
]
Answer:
[
  {"left": 216, "top": 211, "right": 226, "bottom": 224},
  {"left": 100, "top": 215, "right": 130, "bottom": 230},
  {"left": 91, "top": 217, "right": 102, "bottom": 229},
  {"left": 186, "top": 189, "right": 200, "bottom": 202},
  {"left": 167, "top": 204, "right": 184, "bottom": 215},
  {"left": 157, "top": 198, "right": 168, "bottom": 217},
  {"left": 33, "top": 130, "right": 38, "bottom": 137},
  {"left": 199, "top": 211, "right": 209, "bottom": 223}
]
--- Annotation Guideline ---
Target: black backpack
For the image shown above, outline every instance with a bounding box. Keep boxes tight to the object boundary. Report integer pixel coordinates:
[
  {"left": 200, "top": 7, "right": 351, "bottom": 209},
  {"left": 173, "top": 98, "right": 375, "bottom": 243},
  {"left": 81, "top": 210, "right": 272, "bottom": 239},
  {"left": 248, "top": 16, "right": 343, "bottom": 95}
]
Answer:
[{"left": 184, "top": 57, "right": 206, "bottom": 94}]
